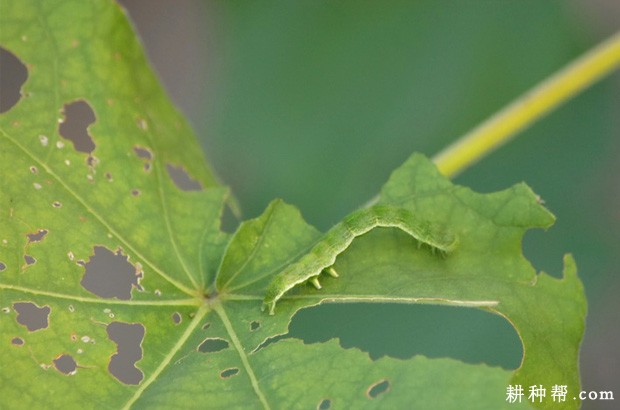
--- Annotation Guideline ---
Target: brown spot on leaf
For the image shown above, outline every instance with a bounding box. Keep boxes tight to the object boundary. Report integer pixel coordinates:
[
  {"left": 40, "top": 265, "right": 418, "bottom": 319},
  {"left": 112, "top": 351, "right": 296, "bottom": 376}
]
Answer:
[
  {"left": 106, "top": 322, "right": 145, "bottom": 385},
  {"left": 166, "top": 164, "right": 202, "bottom": 191},
  {"left": 80, "top": 246, "right": 142, "bottom": 300},
  {"left": 58, "top": 100, "right": 96, "bottom": 153},
  {"left": 13, "top": 302, "right": 50, "bottom": 331},
  {"left": 0, "top": 47, "right": 28, "bottom": 113}
]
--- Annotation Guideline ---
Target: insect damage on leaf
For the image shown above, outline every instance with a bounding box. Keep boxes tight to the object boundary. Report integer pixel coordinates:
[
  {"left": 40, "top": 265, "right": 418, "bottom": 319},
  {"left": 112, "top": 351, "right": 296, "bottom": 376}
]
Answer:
[
  {"left": 53, "top": 354, "right": 78, "bottom": 376},
  {"left": 58, "top": 99, "right": 97, "bottom": 154},
  {"left": 367, "top": 379, "right": 391, "bottom": 398},
  {"left": 79, "top": 246, "right": 143, "bottom": 300},
  {"left": 11, "top": 337, "right": 24, "bottom": 346},
  {"left": 318, "top": 398, "right": 332, "bottom": 410},
  {"left": 197, "top": 337, "right": 230, "bottom": 353},
  {"left": 0, "top": 47, "right": 28, "bottom": 113},
  {"left": 133, "top": 145, "right": 153, "bottom": 172},
  {"left": 166, "top": 163, "right": 202, "bottom": 191},
  {"left": 262, "top": 205, "right": 458, "bottom": 314},
  {"left": 220, "top": 368, "right": 239, "bottom": 379},
  {"left": 106, "top": 321, "right": 145, "bottom": 385},
  {"left": 13, "top": 301, "right": 51, "bottom": 331},
  {"left": 26, "top": 229, "right": 48, "bottom": 243}
]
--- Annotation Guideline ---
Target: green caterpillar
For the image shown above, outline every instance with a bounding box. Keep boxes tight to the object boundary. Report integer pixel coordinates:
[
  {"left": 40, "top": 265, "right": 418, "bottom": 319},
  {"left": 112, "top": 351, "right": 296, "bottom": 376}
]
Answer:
[{"left": 262, "top": 205, "right": 458, "bottom": 314}]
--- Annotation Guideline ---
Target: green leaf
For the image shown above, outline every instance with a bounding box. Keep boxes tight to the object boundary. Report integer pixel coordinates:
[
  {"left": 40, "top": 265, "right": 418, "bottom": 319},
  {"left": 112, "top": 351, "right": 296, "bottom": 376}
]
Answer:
[{"left": 1, "top": 1, "right": 586, "bottom": 409}]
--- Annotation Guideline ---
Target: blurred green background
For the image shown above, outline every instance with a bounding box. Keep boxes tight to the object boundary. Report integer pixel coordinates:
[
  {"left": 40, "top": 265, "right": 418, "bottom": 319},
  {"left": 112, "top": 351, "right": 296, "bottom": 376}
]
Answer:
[{"left": 119, "top": 1, "right": 619, "bottom": 406}]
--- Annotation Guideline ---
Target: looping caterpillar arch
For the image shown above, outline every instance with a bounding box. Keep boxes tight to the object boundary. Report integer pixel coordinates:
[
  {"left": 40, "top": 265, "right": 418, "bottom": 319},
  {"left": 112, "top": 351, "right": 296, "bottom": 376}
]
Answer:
[{"left": 262, "top": 205, "right": 458, "bottom": 314}]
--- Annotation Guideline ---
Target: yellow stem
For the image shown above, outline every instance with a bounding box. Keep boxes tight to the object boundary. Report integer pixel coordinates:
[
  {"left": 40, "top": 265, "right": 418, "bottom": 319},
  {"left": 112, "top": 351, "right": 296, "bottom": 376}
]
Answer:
[{"left": 433, "top": 31, "right": 620, "bottom": 178}]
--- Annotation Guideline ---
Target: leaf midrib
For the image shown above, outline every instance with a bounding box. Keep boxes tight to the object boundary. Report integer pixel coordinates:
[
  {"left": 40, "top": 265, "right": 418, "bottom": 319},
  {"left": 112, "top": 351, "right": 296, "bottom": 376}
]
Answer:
[{"left": 215, "top": 303, "right": 271, "bottom": 410}]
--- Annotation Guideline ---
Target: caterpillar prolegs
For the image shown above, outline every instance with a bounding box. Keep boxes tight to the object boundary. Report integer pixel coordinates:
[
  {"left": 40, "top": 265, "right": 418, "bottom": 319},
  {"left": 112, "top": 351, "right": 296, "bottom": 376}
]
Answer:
[{"left": 262, "top": 205, "right": 458, "bottom": 314}]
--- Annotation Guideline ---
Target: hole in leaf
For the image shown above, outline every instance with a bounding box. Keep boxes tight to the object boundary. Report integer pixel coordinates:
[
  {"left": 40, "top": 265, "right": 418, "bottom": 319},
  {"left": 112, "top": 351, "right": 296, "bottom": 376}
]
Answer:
[
  {"left": 133, "top": 146, "right": 153, "bottom": 174},
  {"left": 287, "top": 303, "right": 522, "bottom": 369},
  {"left": 131, "top": 189, "right": 141, "bottom": 197},
  {"left": 106, "top": 321, "right": 145, "bottom": 385},
  {"left": 133, "top": 146, "right": 152, "bottom": 160},
  {"left": 171, "top": 312, "right": 182, "bottom": 325},
  {"left": 13, "top": 301, "right": 50, "bottom": 331},
  {"left": 52, "top": 201, "right": 62, "bottom": 208},
  {"left": 166, "top": 163, "right": 202, "bottom": 191},
  {"left": 80, "top": 246, "right": 143, "bottom": 300},
  {"left": 53, "top": 354, "right": 77, "bottom": 375},
  {"left": 220, "top": 368, "right": 239, "bottom": 379},
  {"left": 58, "top": 100, "right": 96, "bottom": 153},
  {"left": 317, "top": 398, "right": 331, "bottom": 410},
  {"left": 26, "top": 229, "right": 48, "bottom": 243},
  {"left": 0, "top": 262, "right": 6, "bottom": 271},
  {"left": 0, "top": 47, "right": 28, "bottom": 113},
  {"left": 23, "top": 255, "right": 36, "bottom": 266},
  {"left": 11, "top": 337, "right": 24, "bottom": 346},
  {"left": 202, "top": 323, "right": 210, "bottom": 330},
  {"left": 29, "top": 166, "right": 38, "bottom": 174},
  {"left": 367, "top": 379, "right": 390, "bottom": 399},
  {"left": 250, "top": 321, "right": 260, "bottom": 331},
  {"left": 197, "top": 338, "right": 229, "bottom": 353}
]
